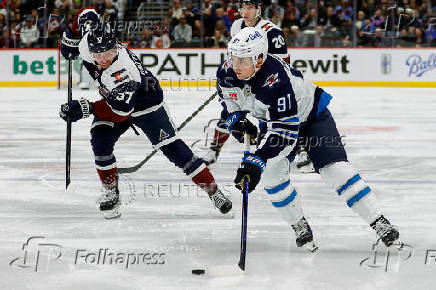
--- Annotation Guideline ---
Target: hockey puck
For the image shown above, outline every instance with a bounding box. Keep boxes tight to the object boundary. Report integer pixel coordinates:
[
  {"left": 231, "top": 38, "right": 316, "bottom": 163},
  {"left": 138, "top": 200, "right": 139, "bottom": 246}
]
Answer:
[{"left": 192, "top": 269, "right": 205, "bottom": 275}]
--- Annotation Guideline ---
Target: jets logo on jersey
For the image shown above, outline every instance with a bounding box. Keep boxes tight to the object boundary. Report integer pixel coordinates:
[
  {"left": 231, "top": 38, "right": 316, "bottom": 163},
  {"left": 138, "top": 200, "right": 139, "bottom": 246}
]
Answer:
[
  {"left": 262, "top": 73, "right": 280, "bottom": 88},
  {"left": 111, "top": 68, "right": 128, "bottom": 84},
  {"left": 159, "top": 129, "right": 170, "bottom": 141}
]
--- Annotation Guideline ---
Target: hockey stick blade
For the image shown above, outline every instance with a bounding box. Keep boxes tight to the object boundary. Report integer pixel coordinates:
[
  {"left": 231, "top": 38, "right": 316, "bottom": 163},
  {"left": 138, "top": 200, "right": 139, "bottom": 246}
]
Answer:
[{"left": 207, "top": 265, "right": 245, "bottom": 277}]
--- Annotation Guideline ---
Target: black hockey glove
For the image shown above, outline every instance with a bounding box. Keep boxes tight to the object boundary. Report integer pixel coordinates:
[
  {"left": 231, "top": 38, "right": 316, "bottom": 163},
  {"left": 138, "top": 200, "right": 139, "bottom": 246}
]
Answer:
[
  {"left": 59, "top": 98, "right": 93, "bottom": 122},
  {"left": 226, "top": 112, "right": 258, "bottom": 145},
  {"left": 234, "top": 154, "right": 266, "bottom": 193},
  {"left": 61, "top": 28, "right": 80, "bottom": 60}
]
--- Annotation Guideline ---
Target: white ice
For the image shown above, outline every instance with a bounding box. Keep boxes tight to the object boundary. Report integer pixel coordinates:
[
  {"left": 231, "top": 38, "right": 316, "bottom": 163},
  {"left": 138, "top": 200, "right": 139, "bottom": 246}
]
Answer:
[{"left": 1, "top": 86, "right": 436, "bottom": 290}]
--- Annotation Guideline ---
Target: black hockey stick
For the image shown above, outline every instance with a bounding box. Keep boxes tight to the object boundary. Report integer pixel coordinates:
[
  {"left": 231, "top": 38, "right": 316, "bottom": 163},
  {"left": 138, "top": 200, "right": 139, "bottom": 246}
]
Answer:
[
  {"left": 238, "top": 134, "right": 251, "bottom": 271},
  {"left": 118, "top": 91, "right": 219, "bottom": 174},
  {"left": 66, "top": 59, "right": 73, "bottom": 189}
]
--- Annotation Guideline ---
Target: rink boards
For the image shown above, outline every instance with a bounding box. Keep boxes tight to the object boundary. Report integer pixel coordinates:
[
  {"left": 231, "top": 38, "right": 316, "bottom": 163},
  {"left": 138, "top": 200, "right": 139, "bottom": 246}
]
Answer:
[{"left": 0, "top": 48, "right": 435, "bottom": 87}]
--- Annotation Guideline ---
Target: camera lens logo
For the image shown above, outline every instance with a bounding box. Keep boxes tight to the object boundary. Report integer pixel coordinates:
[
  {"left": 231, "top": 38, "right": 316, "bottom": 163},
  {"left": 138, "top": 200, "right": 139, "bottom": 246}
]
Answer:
[
  {"left": 360, "top": 237, "right": 414, "bottom": 272},
  {"left": 9, "top": 236, "right": 63, "bottom": 272}
]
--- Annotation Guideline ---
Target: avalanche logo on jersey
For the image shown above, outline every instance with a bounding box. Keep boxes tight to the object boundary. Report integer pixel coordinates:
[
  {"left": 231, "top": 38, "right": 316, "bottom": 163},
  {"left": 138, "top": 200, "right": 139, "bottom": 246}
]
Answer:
[
  {"left": 111, "top": 68, "right": 128, "bottom": 84},
  {"left": 262, "top": 73, "right": 280, "bottom": 88},
  {"left": 159, "top": 129, "right": 170, "bottom": 141}
]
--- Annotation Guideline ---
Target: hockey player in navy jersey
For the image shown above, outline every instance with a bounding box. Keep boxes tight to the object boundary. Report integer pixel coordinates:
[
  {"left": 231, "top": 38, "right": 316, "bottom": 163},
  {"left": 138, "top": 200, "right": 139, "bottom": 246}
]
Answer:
[
  {"left": 217, "top": 27, "right": 401, "bottom": 251},
  {"left": 59, "top": 17, "right": 232, "bottom": 218},
  {"left": 202, "top": 0, "right": 313, "bottom": 173}
]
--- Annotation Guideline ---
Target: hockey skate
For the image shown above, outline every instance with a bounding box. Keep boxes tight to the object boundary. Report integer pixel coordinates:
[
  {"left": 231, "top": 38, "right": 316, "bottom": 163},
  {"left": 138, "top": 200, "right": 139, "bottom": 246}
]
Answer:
[
  {"left": 296, "top": 147, "right": 315, "bottom": 174},
  {"left": 371, "top": 215, "right": 401, "bottom": 248},
  {"left": 292, "top": 217, "right": 318, "bottom": 252},
  {"left": 209, "top": 188, "right": 232, "bottom": 214},
  {"left": 97, "top": 186, "right": 121, "bottom": 219}
]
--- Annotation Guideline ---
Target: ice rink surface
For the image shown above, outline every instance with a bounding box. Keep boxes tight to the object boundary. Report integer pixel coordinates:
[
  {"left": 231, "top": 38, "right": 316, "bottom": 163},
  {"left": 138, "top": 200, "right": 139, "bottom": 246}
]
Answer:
[{"left": 1, "top": 86, "right": 435, "bottom": 290}]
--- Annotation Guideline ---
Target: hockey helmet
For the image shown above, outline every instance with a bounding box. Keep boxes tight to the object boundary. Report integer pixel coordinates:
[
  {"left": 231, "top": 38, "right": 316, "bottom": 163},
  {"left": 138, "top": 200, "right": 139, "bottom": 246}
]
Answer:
[
  {"left": 227, "top": 27, "right": 268, "bottom": 78},
  {"left": 88, "top": 22, "right": 117, "bottom": 54}
]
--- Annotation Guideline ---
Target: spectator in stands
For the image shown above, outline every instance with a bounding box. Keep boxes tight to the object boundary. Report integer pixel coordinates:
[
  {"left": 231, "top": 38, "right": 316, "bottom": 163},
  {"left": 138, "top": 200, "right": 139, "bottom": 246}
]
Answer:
[
  {"left": 171, "top": 0, "right": 183, "bottom": 20},
  {"left": 335, "top": 0, "right": 353, "bottom": 22},
  {"left": 358, "top": 15, "right": 376, "bottom": 46},
  {"left": 282, "top": 11, "right": 300, "bottom": 31},
  {"left": 47, "top": 7, "right": 63, "bottom": 48},
  {"left": 226, "top": 2, "right": 238, "bottom": 22},
  {"left": 19, "top": 14, "right": 39, "bottom": 48},
  {"left": 173, "top": 15, "right": 192, "bottom": 44},
  {"left": 265, "top": 0, "right": 285, "bottom": 21},
  {"left": 300, "top": 8, "right": 317, "bottom": 29},
  {"left": 371, "top": 9, "right": 385, "bottom": 29},
  {"left": 151, "top": 29, "right": 171, "bottom": 48},
  {"left": 287, "top": 25, "right": 305, "bottom": 47},
  {"left": 138, "top": 29, "right": 152, "bottom": 48},
  {"left": 355, "top": 10, "right": 365, "bottom": 30},
  {"left": 192, "top": 19, "right": 202, "bottom": 41},
  {"left": 203, "top": 8, "right": 215, "bottom": 37},
  {"left": 207, "top": 28, "right": 227, "bottom": 47},
  {"left": 214, "top": 7, "right": 231, "bottom": 33},
  {"left": 183, "top": 5, "right": 195, "bottom": 27},
  {"left": 321, "top": 6, "right": 342, "bottom": 28},
  {"left": 285, "top": 0, "right": 300, "bottom": 19}
]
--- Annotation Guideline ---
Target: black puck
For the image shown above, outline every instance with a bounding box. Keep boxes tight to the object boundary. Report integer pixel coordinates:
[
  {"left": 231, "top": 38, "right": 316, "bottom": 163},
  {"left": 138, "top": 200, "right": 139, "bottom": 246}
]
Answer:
[{"left": 192, "top": 269, "right": 205, "bottom": 275}]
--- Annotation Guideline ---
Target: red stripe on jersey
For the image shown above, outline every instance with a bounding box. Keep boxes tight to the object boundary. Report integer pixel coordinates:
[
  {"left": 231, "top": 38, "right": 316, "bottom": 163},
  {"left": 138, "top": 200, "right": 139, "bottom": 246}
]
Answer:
[{"left": 92, "top": 99, "right": 130, "bottom": 123}]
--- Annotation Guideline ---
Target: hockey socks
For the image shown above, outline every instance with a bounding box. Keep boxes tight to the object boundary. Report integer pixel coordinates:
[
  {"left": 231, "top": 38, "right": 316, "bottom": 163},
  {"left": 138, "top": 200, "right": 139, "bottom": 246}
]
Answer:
[
  {"left": 320, "top": 161, "right": 382, "bottom": 224},
  {"left": 191, "top": 167, "right": 217, "bottom": 196},
  {"left": 97, "top": 167, "right": 118, "bottom": 189},
  {"left": 211, "top": 127, "right": 230, "bottom": 154}
]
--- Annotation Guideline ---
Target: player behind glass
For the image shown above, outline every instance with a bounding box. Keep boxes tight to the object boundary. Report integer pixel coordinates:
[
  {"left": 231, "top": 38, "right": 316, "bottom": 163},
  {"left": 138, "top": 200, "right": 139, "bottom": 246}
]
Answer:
[
  {"left": 59, "top": 17, "right": 231, "bottom": 219},
  {"left": 217, "top": 27, "right": 401, "bottom": 251},
  {"left": 202, "top": 0, "right": 313, "bottom": 172}
]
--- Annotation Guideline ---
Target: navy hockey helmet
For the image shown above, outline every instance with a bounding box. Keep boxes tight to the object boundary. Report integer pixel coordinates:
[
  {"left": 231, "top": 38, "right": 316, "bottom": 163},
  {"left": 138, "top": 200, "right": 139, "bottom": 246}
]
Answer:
[{"left": 88, "top": 23, "right": 117, "bottom": 53}]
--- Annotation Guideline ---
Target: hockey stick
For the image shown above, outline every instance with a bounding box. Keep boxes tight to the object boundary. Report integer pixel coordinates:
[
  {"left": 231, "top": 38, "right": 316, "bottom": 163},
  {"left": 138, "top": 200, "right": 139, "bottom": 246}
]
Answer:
[
  {"left": 193, "top": 134, "right": 251, "bottom": 277},
  {"left": 66, "top": 59, "right": 72, "bottom": 189},
  {"left": 238, "top": 134, "right": 251, "bottom": 271},
  {"left": 118, "top": 91, "right": 219, "bottom": 174}
]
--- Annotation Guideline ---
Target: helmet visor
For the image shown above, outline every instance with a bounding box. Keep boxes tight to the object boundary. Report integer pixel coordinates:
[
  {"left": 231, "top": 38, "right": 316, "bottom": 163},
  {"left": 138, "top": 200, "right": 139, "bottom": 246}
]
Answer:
[{"left": 230, "top": 55, "right": 253, "bottom": 68}]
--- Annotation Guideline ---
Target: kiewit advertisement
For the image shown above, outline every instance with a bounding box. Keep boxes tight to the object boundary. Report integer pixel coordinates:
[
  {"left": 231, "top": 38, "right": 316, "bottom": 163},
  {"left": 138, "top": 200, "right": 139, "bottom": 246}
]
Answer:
[{"left": 0, "top": 48, "right": 435, "bottom": 87}]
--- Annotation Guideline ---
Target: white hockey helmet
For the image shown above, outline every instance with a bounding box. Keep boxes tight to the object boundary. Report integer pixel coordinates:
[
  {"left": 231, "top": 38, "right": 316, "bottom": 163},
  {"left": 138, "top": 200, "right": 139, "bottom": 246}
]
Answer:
[{"left": 227, "top": 27, "right": 268, "bottom": 78}]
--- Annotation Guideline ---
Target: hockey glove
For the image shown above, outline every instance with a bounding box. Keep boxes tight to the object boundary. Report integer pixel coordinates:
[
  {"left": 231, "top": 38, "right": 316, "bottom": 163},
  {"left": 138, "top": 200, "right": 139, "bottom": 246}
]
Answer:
[
  {"left": 59, "top": 98, "right": 93, "bottom": 122},
  {"left": 234, "top": 154, "right": 266, "bottom": 193},
  {"left": 61, "top": 28, "right": 80, "bottom": 60},
  {"left": 226, "top": 112, "right": 258, "bottom": 145}
]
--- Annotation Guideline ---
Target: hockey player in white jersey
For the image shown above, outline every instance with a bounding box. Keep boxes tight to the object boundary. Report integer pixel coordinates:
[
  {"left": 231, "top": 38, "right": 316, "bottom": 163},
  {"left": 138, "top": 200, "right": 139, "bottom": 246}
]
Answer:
[
  {"left": 59, "top": 18, "right": 232, "bottom": 218},
  {"left": 217, "top": 27, "right": 401, "bottom": 251},
  {"left": 202, "top": 0, "right": 313, "bottom": 172}
]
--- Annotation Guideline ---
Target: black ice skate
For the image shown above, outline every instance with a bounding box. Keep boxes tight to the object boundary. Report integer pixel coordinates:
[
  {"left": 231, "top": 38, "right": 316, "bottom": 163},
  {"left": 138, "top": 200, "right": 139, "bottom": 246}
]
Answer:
[
  {"left": 202, "top": 143, "right": 221, "bottom": 166},
  {"left": 97, "top": 186, "right": 121, "bottom": 219},
  {"left": 292, "top": 217, "right": 318, "bottom": 252},
  {"left": 371, "top": 215, "right": 400, "bottom": 247},
  {"left": 209, "top": 188, "right": 232, "bottom": 214}
]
